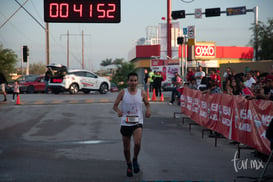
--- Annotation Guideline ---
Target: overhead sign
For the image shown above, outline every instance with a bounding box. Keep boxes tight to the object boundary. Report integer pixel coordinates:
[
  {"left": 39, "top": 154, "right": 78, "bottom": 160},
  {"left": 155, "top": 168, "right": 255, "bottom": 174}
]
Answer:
[
  {"left": 195, "top": 8, "right": 202, "bottom": 19},
  {"left": 183, "top": 27, "right": 188, "bottom": 35},
  {"left": 194, "top": 43, "right": 216, "bottom": 59},
  {"left": 187, "top": 25, "right": 195, "bottom": 38},
  {"left": 226, "top": 6, "right": 246, "bottom": 16}
]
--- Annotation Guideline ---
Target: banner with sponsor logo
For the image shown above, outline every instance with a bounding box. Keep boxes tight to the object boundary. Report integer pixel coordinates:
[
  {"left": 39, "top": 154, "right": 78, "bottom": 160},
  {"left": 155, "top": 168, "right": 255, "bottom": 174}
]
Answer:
[{"left": 180, "top": 87, "right": 272, "bottom": 155}]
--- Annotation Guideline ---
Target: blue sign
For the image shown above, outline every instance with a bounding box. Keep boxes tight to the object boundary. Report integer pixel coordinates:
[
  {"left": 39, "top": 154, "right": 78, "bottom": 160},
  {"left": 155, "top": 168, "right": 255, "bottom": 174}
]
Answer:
[
  {"left": 183, "top": 28, "right": 188, "bottom": 35},
  {"left": 226, "top": 6, "right": 246, "bottom": 16}
]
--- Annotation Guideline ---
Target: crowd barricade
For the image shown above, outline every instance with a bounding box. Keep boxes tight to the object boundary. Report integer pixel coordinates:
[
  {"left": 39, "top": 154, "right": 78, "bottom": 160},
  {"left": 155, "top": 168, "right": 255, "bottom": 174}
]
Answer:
[{"left": 180, "top": 87, "right": 273, "bottom": 155}]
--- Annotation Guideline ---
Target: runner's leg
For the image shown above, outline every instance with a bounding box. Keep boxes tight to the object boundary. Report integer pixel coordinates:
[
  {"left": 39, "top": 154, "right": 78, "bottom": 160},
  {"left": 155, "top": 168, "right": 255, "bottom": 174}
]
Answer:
[{"left": 133, "top": 127, "right": 142, "bottom": 159}]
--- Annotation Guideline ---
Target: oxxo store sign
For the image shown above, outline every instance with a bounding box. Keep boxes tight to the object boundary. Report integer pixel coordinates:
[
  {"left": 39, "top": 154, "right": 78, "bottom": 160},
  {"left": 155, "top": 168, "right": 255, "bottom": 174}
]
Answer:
[{"left": 194, "top": 42, "right": 216, "bottom": 60}]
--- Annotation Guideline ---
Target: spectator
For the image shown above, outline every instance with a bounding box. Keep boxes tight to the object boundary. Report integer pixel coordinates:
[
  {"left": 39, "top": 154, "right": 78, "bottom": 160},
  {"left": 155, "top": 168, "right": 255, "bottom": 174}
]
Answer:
[
  {"left": 148, "top": 70, "right": 154, "bottom": 92},
  {"left": 194, "top": 66, "right": 205, "bottom": 88},
  {"left": 12, "top": 81, "right": 20, "bottom": 102},
  {"left": 186, "top": 67, "right": 194, "bottom": 82},
  {"left": 202, "top": 80, "right": 221, "bottom": 94},
  {"left": 216, "top": 70, "right": 221, "bottom": 88},
  {"left": 223, "top": 67, "right": 233, "bottom": 91},
  {"left": 44, "top": 68, "right": 52, "bottom": 94},
  {"left": 169, "top": 72, "right": 182, "bottom": 105},
  {"left": 244, "top": 71, "right": 256, "bottom": 89},
  {"left": 189, "top": 78, "right": 197, "bottom": 90},
  {"left": 210, "top": 70, "right": 218, "bottom": 85},
  {"left": 143, "top": 69, "right": 149, "bottom": 91},
  {"left": 248, "top": 75, "right": 273, "bottom": 100},
  {"left": 227, "top": 78, "right": 242, "bottom": 95},
  {"left": 153, "top": 71, "right": 163, "bottom": 97},
  {"left": 0, "top": 71, "right": 8, "bottom": 102}
]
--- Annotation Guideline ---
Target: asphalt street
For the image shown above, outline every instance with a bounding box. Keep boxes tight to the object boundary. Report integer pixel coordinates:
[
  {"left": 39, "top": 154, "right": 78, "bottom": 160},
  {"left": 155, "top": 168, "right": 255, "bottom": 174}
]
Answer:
[{"left": 0, "top": 93, "right": 272, "bottom": 182}]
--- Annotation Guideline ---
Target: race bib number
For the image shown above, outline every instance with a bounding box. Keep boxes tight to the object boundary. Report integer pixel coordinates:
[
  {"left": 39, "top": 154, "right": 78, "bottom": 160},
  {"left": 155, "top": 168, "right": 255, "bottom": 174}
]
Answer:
[{"left": 126, "top": 115, "right": 139, "bottom": 124}]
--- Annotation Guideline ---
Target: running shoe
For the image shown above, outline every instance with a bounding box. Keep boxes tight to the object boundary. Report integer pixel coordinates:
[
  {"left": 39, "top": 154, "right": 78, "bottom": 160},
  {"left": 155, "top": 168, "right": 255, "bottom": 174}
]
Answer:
[
  {"left": 127, "top": 168, "right": 133, "bottom": 177},
  {"left": 133, "top": 159, "right": 140, "bottom": 173}
]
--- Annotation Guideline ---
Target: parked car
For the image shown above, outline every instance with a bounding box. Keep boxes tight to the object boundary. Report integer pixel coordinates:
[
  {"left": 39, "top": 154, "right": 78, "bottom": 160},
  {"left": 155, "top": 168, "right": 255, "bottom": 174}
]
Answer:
[
  {"left": 6, "top": 74, "right": 39, "bottom": 94},
  {"left": 19, "top": 75, "right": 46, "bottom": 93},
  {"left": 47, "top": 64, "right": 110, "bottom": 94},
  {"left": 110, "top": 82, "right": 119, "bottom": 92}
]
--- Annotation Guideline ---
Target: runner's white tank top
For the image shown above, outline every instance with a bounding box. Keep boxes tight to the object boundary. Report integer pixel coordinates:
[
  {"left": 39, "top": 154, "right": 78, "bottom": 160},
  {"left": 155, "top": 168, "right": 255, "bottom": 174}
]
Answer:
[{"left": 121, "top": 88, "right": 143, "bottom": 126}]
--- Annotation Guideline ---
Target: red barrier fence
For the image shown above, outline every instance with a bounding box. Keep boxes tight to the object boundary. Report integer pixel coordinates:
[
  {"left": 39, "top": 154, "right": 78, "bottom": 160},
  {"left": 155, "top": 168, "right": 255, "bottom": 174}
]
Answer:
[{"left": 180, "top": 87, "right": 273, "bottom": 155}]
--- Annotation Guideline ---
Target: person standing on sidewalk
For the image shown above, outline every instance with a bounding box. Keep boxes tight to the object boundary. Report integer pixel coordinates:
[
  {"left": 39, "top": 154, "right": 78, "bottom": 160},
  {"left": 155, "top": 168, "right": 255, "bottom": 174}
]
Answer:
[
  {"left": 0, "top": 71, "right": 8, "bottom": 102},
  {"left": 113, "top": 72, "right": 151, "bottom": 177},
  {"left": 44, "top": 67, "right": 52, "bottom": 93},
  {"left": 12, "top": 81, "right": 20, "bottom": 102},
  {"left": 153, "top": 71, "right": 163, "bottom": 97},
  {"left": 148, "top": 69, "right": 154, "bottom": 92}
]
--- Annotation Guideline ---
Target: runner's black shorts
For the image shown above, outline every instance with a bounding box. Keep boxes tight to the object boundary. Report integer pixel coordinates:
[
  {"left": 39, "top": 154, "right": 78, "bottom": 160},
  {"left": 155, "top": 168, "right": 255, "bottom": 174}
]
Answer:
[{"left": 120, "top": 124, "right": 143, "bottom": 137}]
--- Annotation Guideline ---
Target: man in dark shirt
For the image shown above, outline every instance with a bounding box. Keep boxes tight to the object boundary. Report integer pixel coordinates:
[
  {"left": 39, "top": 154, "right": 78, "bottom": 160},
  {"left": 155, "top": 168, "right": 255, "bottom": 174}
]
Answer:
[{"left": 0, "top": 72, "right": 8, "bottom": 102}]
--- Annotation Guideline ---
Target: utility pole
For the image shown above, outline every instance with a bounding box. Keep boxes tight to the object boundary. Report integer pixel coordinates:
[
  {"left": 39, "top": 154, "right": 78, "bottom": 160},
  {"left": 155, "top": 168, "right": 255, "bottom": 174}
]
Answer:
[
  {"left": 254, "top": 6, "right": 259, "bottom": 61},
  {"left": 60, "top": 30, "right": 90, "bottom": 69},
  {"left": 82, "top": 30, "right": 84, "bottom": 69},
  {"left": 45, "top": 23, "right": 50, "bottom": 65},
  {"left": 67, "top": 30, "right": 70, "bottom": 68}
]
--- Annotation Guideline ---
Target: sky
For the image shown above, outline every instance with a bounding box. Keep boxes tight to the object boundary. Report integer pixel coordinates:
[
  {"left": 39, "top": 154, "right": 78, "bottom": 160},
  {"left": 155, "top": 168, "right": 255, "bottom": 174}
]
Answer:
[{"left": 0, "top": 0, "right": 273, "bottom": 71}]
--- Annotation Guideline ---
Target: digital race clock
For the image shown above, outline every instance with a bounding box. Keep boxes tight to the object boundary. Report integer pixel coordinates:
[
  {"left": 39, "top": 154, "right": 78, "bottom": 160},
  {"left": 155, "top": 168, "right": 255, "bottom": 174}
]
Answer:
[{"left": 44, "top": 0, "right": 120, "bottom": 23}]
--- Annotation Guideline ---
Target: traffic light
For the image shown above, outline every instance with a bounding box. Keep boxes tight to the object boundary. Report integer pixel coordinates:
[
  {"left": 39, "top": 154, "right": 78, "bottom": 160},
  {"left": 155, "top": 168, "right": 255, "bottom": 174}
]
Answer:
[
  {"left": 205, "top": 8, "right": 221, "bottom": 17},
  {"left": 171, "top": 10, "right": 185, "bottom": 19},
  {"left": 23, "top": 45, "right": 29, "bottom": 62},
  {"left": 177, "top": 37, "right": 184, "bottom": 45}
]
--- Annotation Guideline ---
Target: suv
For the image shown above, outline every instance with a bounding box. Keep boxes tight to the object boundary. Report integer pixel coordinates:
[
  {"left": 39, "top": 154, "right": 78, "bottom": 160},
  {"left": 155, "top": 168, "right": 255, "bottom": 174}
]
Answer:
[{"left": 47, "top": 64, "right": 110, "bottom": 94}]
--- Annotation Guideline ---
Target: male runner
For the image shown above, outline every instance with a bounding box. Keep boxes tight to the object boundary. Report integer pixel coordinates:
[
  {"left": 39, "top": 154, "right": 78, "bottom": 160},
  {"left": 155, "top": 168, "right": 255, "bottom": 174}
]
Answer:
[{"left": 113, "top": 72, "right": 151, "bottom": 177}]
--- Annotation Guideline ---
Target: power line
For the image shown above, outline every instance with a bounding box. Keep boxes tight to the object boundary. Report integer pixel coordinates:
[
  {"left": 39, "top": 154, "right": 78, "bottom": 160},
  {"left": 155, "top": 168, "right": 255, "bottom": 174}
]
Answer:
[
  {"left": 0, "top": 0, "right": 29, "bottom": 30},
  {"left": 14, "top": 0, "right": 45, "bottom": 30}
]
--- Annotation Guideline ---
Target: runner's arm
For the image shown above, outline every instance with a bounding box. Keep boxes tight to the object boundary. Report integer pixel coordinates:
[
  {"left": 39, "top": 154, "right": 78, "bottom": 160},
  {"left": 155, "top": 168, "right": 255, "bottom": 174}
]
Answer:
[
  {"left": 113, "top": 90, "right": 124, "bottom": 117},
  {"left": 142, "top": 89, "right": 151, "bottom": 118}
]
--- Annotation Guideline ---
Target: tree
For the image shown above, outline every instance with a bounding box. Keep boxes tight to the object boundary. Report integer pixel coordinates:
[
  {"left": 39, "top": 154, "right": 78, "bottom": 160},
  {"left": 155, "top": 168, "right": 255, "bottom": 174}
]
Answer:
[
  {"left": 250, "top": 18, "right": 273, "bottom": 60},
  {"left": 112, "top": 62, "right": 136, "bottom": 89},
  {"left": 100, "top": 58, "right": 112, "bottom": 67},
  {"left": 0, "top": 44, "right": 17, "bottom": 80},
  {"left": 112, "top": 58, "right": 124, "bottom": 65},
  {"left": 29, "top": 63, "right": 47, "bottom": 75}
]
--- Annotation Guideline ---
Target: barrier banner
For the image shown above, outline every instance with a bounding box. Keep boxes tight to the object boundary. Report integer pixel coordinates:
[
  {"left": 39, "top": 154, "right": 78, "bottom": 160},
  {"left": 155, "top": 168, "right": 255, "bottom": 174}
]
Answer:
[{"left": 180, "top": 87, "right": 273, "bottom": 155}]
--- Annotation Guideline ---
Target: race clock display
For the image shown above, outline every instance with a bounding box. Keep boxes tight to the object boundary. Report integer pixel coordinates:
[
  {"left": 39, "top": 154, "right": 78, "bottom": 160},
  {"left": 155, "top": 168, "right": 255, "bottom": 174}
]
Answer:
[{"left": 44, "top": 0, "right": 120, "bottom": 23}]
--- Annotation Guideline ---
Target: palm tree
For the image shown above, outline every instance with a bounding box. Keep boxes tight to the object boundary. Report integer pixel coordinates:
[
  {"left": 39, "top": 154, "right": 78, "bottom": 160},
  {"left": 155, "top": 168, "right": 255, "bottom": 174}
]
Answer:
[{"left": 100, "top": 58, "right": 112, "bottom": 66}]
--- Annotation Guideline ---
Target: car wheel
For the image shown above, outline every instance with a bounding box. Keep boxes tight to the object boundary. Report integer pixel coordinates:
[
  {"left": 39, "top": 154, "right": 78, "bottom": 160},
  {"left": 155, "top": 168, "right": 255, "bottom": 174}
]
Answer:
[
  {"left": 27, "top": 86, "right": 35, "bottom": 94},
  {"left": 99, "top": 83, "right": 108, "bottom": 94},
  {"left": 69, "top": 83, "right": 79, "bottom": 94}
]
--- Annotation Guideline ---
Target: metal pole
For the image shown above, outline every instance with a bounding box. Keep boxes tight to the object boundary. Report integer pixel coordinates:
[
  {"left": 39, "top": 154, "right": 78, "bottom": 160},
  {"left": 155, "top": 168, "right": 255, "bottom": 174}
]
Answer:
[
  {"left": 254, "top": 6, "right": 258, "bottom": 61},
  {"left": 26, "top": 49, "right": 29, "bottom": 75},
  {"left": 21, "top": 46, "right": 23, "bottom": 76},
  {"left": 45, "top": 23, "right": 50, "bottom": 65},
  {"left": 167, "top": 0, "right": 172, "bottom": 58},
  {"left": 181, "top": 44, "right": 184, "bottom": 78},
  {"left": 67, "top": 30, "right": 69, "bottom": 68},
  {"left": 82, "top": 30, "right": 84, "bottom": 69},
  {"left": 185, "top": 37, "right": 188, "bottom": 81}
]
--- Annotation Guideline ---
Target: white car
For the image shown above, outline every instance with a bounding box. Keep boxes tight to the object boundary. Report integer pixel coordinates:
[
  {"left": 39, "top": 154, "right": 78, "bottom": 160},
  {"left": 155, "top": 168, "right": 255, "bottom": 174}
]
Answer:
[{"left": 47, "top": 64, "right": 110, "bottom": 94}]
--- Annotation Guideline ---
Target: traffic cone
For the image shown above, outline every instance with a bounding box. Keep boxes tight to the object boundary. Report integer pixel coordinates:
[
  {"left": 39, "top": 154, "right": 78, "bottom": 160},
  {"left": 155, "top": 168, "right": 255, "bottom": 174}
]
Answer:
[
  {"left": 160, "top": 92, "right": 164, "bottom": 102},
  {"left": 16, "top": 95, "right": 21, "bottom": 105},
  {"left": 152, "top": 88, "right": 156, "bottom": 101},
  {"left": 147, "top": 88, "right": 150, "bottom": 101}
]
